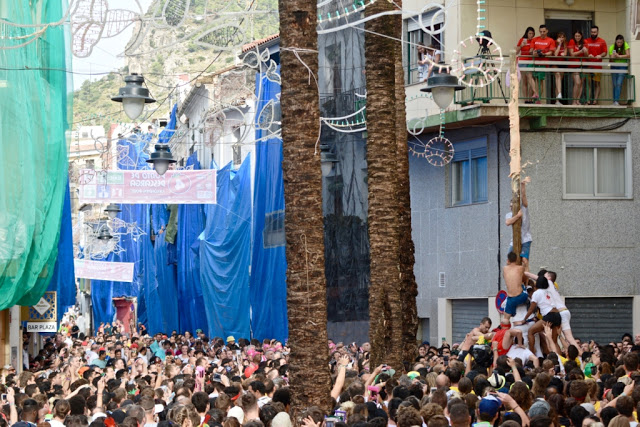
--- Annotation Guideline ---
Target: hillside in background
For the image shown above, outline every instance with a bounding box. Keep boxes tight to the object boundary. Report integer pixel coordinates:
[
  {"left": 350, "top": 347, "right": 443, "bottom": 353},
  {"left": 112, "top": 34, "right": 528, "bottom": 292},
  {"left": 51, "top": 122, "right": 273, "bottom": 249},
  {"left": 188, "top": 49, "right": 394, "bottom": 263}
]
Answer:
[{"left": 73, "top": 0, "right": 278, "bottom": 132}]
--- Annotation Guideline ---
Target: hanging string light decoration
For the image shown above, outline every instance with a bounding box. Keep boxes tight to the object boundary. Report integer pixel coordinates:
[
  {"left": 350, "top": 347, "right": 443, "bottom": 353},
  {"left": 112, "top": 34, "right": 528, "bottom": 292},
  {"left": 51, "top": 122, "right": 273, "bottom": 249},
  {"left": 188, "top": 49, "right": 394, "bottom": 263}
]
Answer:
[{"left": 408, "top": 108, "right": 454, "bottom": 167}]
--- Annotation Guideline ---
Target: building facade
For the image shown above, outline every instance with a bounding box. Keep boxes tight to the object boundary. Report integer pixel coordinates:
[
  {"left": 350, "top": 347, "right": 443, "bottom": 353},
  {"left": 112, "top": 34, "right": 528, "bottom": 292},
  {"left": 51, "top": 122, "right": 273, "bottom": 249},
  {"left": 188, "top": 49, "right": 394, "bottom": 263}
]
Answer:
[{"left": 403, "top": 0, "right": 640, "bottom": 344}]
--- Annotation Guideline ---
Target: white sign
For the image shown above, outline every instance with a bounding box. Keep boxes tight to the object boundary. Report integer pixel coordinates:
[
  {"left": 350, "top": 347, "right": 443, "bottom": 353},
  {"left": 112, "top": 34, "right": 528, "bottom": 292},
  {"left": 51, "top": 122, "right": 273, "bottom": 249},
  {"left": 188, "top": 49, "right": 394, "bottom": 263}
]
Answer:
[
  {"left": 26, "top": 322, "right": 57, "bottom": 333},
  {"left": 33, "top": 298, "right": 52, "bottom": 316},
  {"left": 74, "top": 259, "right": 135, "bottom": 282}
]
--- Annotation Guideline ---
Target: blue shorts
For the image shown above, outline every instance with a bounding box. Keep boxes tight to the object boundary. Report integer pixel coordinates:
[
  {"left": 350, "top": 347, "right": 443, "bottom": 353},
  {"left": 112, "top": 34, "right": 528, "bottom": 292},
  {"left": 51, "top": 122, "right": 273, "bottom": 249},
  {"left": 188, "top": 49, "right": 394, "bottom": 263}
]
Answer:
[
  {"left": 505, "top": 289, "right": 528, "bottom": 316},
  {"left": 508, "top": 241, "right": 532, "bottom": 259}
]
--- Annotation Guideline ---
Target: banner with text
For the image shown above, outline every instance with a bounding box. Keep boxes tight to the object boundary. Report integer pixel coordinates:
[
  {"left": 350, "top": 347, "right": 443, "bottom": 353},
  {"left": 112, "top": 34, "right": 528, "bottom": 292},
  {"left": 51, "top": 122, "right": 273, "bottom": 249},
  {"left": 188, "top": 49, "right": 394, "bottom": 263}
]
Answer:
[
  {"left": 74, "top": 259, "right": 135, "bottom": 283},
  {"left": 77, "top": 169, "right": 216, "bottom": 204}
]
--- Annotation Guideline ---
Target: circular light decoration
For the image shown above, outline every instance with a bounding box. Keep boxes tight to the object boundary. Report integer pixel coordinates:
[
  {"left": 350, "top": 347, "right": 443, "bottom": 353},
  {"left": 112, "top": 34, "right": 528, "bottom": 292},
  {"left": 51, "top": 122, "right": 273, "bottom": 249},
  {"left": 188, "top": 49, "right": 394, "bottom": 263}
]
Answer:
[
  {"left": 418, "top": 3, "right": 447, "bottom": 35},
  {"left": 424, "top": 136, "right": 454, "bottom": 166},
  {"left": 450, "top": 34, "right": 504, "bottom": 88}
]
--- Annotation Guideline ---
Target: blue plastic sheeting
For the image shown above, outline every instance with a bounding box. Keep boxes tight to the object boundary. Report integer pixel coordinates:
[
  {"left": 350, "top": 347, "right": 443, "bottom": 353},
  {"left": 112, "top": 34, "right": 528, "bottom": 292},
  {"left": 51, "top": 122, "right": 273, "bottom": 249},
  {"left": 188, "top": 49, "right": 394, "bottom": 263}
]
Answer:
[
  {"left": 90, "top": 204, "right": 144, "bottom": 326},
  {"left": 139, "top": 217, "right": 162, "bottom": 334},
  {"left": 47, "top": 182, "right": 76, "bottom": 323},
  {"left": 158, "top": 104, "right": 177, "bottom": 144},
  {"left": 200, "top": 158, "right": 252, "bottom": 340},
  {"left": 249, "top": 69, "right": 288, "bottom": 342},
  {"left": 176, "top": 154, "right": 208, "bottom": 334},
  {"left": 91, "top": 136, "right": 153, "bottom": 327},
  {"left": 152, "top": 204, "right": 179, "bottom": 334}
]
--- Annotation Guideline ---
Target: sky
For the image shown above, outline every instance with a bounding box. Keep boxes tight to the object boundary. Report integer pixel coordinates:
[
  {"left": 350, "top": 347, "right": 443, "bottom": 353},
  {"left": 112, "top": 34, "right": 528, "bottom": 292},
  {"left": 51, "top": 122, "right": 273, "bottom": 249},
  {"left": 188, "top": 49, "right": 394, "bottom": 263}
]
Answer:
[{"left": 72, "top": 0, "right": 153, "bottom": 90}]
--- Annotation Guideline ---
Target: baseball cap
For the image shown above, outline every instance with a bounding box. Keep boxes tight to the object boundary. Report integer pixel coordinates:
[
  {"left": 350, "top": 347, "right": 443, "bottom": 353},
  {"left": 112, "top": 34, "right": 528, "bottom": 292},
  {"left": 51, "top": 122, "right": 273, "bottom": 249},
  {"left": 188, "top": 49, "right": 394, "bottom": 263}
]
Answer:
[
  {"left": 244, "top": 365, "right": 258, "bottom": 378},
  {"left": 583, "top": 362, "right": 595, "bottom": 378},
  {"left": 272, "top": 412, "right": 293, "bottom": 427},
  {"left": 580, "top": 403, "right": 596, "bottom": 416},
  {"left": 478, "top": 395, "right": 502, "bottom": 418},
  {"left": 528, "top": 400, "right": 551, "bottom": 417}
]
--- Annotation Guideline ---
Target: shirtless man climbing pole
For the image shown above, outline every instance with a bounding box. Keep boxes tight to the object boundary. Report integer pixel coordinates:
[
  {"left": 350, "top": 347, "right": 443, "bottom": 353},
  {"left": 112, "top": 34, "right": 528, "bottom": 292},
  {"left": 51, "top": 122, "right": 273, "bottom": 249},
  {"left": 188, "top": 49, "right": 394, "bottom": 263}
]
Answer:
[{"left": 502, "top": 251, "right": 527, "bottom": 321}]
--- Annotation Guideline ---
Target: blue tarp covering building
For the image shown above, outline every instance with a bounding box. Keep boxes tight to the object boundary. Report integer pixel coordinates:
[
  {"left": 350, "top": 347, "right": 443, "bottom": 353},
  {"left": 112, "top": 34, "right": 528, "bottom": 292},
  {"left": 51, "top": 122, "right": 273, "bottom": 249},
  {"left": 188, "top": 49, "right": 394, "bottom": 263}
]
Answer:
[
  {"left": 88, "top": 64, "right": 290, "bottom": 340},
  {"left": 200, "top": 158, "right": 252, "bottom": 339},
  {"left": 248, "top": 69, "right": 288, "bottom": 342},
  {"left": 47, "top": 183, "right": 76, "bottom": 323}
]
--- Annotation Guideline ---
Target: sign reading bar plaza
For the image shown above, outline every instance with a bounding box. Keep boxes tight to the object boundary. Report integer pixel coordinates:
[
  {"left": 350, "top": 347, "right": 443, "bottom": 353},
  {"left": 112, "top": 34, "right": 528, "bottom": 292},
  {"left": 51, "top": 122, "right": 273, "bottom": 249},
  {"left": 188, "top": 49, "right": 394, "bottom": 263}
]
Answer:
[
  {"left": 77, "top": 169, "right": 216, "bottom": 204},
  {"left": 74, "top": 259, "right": 135, "bottom": 283},
  {"left": 27, "top": 322, "right": 57, "bottom": 332}
]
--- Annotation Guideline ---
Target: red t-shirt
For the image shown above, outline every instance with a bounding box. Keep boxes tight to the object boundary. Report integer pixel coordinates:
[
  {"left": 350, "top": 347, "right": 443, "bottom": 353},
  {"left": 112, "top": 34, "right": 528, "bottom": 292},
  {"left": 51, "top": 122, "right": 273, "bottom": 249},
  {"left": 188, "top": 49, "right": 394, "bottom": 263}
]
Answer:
[
  {"left": 531, "top": 36, "right": 556, "bottom": 56},
  {"left": 517, "top": 37, "right": 533, "bottom": 57},
  {"left": 583, "top": 37, "right": 607, "bottom": 68},
  {"left": 493, "top": 327, "right": 511, "bottom": 356},
  {"left": 567, "top": 39, "right": 586, "bottom": 68},
  {"left": 552, "top": 43, "right": 567, "bottom": 62}
]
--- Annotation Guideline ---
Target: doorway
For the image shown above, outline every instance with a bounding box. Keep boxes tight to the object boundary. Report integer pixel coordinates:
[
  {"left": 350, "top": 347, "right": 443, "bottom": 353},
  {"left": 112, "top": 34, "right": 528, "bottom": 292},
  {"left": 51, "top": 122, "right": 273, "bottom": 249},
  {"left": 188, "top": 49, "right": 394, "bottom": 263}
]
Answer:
[{"left": 544, "top": 10, "right": 594, "bottom": 102}]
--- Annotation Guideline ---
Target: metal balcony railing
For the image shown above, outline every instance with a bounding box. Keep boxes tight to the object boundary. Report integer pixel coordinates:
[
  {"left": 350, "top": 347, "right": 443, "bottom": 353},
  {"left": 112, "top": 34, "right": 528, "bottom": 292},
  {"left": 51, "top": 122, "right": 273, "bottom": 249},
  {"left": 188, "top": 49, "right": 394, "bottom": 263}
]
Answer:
[{"left": 454, "top": 56, "right": 635, "bottom": 106}]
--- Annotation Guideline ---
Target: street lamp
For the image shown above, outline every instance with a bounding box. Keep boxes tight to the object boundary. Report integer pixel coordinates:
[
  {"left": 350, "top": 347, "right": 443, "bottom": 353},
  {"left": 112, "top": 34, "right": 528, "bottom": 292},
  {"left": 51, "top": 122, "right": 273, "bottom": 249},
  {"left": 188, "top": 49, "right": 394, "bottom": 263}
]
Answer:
[
  {"left": 420, "top": 63, "right": 465, "bottom": 110},
  {"left": 111, "top": 74, "right": 156, "bottom": 121},
  {"left": 320, "top": 144, "right": 338, "bottom": 177},
  {"left": 146, "top": 144, "right": 176, "bottom": 176},
  {"left": 104, "top": 203, "right": 121, "bottom": 220},
  {"left": 96, "top": 228, "right": 113, "bottom": 241}
]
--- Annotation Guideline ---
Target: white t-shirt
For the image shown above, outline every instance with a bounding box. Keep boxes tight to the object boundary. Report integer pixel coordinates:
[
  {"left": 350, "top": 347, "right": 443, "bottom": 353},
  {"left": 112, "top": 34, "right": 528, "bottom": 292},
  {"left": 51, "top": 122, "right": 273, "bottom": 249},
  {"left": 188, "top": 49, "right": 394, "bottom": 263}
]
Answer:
[
  {"left": 49, "top": 419, "right": 65, "bottom": 427},
  {"left": 546, "top": 280, "right": 566, "bottom": 310},
  {"left": 531, "top": 288, "right": 556, "bottom": 315},
  {"left": 506, "top": 206, "right": 532, "bottom": 245}
]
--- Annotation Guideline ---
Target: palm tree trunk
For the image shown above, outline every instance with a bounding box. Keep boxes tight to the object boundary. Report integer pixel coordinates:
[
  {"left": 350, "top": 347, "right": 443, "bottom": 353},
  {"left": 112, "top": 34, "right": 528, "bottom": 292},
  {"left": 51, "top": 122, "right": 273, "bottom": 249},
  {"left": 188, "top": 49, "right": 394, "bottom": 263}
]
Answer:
[
  {"left": 278, "top": 0, "right": 333, "bottom": 418},
  {"left": 393, "top": 0, "right": 419, "bottom": 365},
  {"left": 365, "top": 0, "right": 405, "bottom": 372}
]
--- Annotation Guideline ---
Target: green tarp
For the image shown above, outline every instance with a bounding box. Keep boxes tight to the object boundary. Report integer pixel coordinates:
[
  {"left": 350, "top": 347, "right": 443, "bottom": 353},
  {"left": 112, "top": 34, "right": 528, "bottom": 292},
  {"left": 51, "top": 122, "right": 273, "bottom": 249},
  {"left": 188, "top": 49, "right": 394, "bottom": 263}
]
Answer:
[{"left": 0, "top": 0, "right": 71, "bottom": 309}]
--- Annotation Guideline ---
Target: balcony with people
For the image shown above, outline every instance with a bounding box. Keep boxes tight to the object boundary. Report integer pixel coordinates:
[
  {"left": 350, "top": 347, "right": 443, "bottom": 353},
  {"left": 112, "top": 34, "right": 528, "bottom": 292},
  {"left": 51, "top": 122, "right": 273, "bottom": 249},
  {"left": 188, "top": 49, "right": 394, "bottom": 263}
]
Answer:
[{"left": 455, "top": 25, "right": 635, "bottom": 107}]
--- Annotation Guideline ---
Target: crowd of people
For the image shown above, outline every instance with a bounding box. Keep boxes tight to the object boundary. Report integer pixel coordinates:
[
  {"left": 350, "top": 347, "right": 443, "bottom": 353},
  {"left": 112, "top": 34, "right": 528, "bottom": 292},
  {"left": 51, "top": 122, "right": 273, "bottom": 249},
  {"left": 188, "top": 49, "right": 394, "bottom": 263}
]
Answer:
[
  {"left": 1, "top": 304, "right": 639, "bottom": 427},
  {"left": 516, "top": 24, "right": 630, "bottom": 105}
]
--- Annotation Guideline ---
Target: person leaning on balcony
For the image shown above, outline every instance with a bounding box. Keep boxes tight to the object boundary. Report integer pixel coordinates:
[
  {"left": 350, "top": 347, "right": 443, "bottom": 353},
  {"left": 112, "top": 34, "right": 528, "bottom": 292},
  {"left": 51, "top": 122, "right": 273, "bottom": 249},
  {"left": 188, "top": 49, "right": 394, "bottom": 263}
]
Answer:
[
  {"left": 568, "top": 30, "right": 588, "bottom": 105},
  {"left": 531, "top": 25, "right": 556, "bottom": 104},
  {"left": 516, "top": 26, "right": 537, "bottom": 103},
  {"left": 583, "top": 25, "right": 608, "bottom": 105},
  {"left": 425, "top": 42, "right": 442, "bottom": 81},
  {"left": 417, "top": 43, "right": 429, "bottom": 82},
  {"left": 609, "top": 35, "right": 630, "bottom": 106},
  {"left": 553, "top": 32, "right": 568, "bottom": 105}
]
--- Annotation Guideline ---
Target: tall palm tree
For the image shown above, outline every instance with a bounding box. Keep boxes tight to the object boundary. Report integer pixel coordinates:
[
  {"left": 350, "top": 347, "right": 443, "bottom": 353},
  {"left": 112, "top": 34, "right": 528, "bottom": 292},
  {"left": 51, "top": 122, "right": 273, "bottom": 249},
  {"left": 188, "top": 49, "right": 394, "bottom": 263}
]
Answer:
[
  {"left": 278, "top": 0, "right": 332, "bottom": 417},
  {"left": 364, "top": 0, "right": 407, "bottom": 371},
  {"left": 393, "top": 0, "right": 419, "bottom": 365}
]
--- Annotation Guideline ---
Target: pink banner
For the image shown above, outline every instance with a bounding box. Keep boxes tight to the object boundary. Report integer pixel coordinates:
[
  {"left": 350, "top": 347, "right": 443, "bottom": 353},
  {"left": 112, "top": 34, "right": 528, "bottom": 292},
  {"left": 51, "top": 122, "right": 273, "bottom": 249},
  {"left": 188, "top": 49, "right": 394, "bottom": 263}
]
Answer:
[
  {"left": 77, "top": 169, "right": 216, "bottom": 204},
  {"left": 74, "top": 259, "right": 135, "bottom": 283}
]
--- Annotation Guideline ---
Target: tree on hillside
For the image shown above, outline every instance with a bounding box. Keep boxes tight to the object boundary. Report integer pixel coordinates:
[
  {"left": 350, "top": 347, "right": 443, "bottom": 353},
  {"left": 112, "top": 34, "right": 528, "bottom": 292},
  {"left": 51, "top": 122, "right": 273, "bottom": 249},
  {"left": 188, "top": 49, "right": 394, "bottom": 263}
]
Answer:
[{"left": 278, "top": 0, "right": 333, "bottom": 418}]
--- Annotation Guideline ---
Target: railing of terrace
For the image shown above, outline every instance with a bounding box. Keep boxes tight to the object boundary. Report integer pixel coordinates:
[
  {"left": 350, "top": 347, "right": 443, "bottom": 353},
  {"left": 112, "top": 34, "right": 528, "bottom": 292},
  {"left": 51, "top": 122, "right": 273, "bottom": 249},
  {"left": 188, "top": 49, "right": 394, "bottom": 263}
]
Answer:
[{"left": 454, "top": 56, "right": 635, "bottom": 106}]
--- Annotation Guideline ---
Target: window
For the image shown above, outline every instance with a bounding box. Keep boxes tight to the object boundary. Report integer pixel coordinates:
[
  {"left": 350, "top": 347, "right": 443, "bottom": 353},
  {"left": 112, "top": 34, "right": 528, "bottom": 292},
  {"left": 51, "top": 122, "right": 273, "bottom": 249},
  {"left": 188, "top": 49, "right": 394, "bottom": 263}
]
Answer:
[
  {"left": 263, "top": 210, "right": 285, "bottom": 248},
  {"left": 563, "top": 133, "right": 632, "bottom": 198},
  {"left": 85, "top": 159, "right": 95, "bottom": 170},
  {"left": 232, "top": 143, "right": 242, "bottom": 166},
  {"left": 405, "top": 8, "right": 444, "bottom": 85},
  {"left": 450, "top": 138, "right": 488, "bottom": 206}
]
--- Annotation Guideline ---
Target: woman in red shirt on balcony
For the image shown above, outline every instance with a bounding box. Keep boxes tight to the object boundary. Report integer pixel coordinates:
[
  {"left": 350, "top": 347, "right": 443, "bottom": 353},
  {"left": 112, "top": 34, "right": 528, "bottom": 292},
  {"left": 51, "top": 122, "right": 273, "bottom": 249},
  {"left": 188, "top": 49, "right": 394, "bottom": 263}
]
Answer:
[
  {"left": 553, "top": 32, "right": 568, "bottom": 104},
  {"left": 516, "top": 26, "right": 537, "bottom": 103},
  {"left": 568, "top": 30, "right": 588, "bottom": 105}
]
